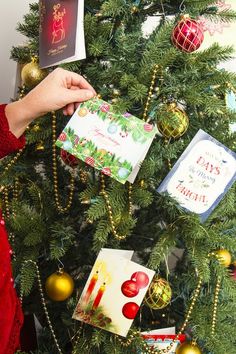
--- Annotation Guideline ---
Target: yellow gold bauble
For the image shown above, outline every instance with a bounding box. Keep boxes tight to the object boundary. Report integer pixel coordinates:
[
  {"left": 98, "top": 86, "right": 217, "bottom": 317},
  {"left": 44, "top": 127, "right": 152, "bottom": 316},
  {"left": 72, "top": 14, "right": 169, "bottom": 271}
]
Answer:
[
  {"left": 157, "top": 103, "right": 189, "bottom": 139},
  {"left": 78, "top": 107, "right": 88, "bottom": 117},
  {"left": 45, "top": 270, "right": 74, "bottom": 301},
  {"left": 21, "top": 61, "right": 47, "bottom": 88},
  {"left": 176, "top": 342, "right": 202, "bottom": 354},
  {"left": 215, "top": 249, "right": 232, "bottom": 267},
  {"left": 144, "top": 277, "right": 172, "bottom": 310}
]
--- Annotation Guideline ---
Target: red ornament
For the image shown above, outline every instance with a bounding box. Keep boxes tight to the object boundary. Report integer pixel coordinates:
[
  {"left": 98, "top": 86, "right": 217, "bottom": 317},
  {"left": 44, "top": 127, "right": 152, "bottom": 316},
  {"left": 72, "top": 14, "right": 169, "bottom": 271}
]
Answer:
[
  {"left": 58, "top": 132, "right": 67, "bottom": 142},
  {"left": 172, "top": 15, "right": 204, "bottom": 53},
  {"left": 144, "top": 123, "right": 154, "bottom": 132},
  {"left": 85, "top": 156, "right": 95, "bottom": 167},
  {"left": 229, "top": 264, "right": 236, "bottom": 280},
  {"left": 60, "top": 150, "right": 79, "bottom": 167},
  {"left": 131, "top": 271, "right": 149, "bottom": 289},
  {"left": 121, "top": 280, "right": 139, "bottom": 298},
  {"left": 100, "top": 103, "right": 110, "bottom": 113},
  {"left": 122, "top": 302, "right": 139, "bottom": 319},
  {"left": 102, "top": 167, "right": 111, "bottom": 176}
]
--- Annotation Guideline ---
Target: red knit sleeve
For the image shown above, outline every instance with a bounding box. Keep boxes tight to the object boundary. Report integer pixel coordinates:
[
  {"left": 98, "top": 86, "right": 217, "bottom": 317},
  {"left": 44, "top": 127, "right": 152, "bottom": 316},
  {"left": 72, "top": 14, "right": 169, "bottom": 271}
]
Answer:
[{"left": 0, "top": 104, "right": 26, "bottom": 159}]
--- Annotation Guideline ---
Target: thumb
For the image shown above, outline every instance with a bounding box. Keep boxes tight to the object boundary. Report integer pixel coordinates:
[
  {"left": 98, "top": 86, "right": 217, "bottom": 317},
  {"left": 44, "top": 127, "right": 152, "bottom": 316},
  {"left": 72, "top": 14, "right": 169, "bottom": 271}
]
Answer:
[{"left": 64, "top": 88, "right": 95, "bottom": 103}]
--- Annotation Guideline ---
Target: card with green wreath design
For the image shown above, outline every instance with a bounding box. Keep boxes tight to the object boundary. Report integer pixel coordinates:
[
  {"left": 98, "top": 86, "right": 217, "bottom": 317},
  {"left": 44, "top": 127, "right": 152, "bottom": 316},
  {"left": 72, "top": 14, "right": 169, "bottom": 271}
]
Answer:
[{"left": 56, "top": 97, "right": 157, "bottom": 184}]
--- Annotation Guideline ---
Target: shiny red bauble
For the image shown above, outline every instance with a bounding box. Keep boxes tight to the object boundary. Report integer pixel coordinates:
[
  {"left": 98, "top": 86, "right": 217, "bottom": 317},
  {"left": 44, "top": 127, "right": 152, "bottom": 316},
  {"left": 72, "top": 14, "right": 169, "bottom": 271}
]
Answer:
[
  {"left": 121, "top": 280, "right": 139, "bottom": 298},
  {"left": 172, "top": 15, "right": 204, "bottom": 53},
  {"left": 122, "top": 302, "right": 140, "bottom": 319},
  {"left": 60, "top": 149, "right": 79, "bottom": 167},
  {"left": 131, "top": 271, "right": 149, "bottom": 289}
]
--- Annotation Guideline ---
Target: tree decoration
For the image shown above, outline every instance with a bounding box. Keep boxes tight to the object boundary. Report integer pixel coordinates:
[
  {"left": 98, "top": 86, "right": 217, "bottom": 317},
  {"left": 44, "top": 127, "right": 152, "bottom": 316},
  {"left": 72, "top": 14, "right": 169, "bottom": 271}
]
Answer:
[
  {"left": 21, "top": 57, "right": 47, "bottom": 88},
  {"left": 172, "top": 15, "right": 204, "bottom": 53},
  {"left": 144, "top": 277, "right": 172, "bottom": 310},
  {"left": 45, "top": 268, "right": 74, "bottom": 301},
  {"left": 60, "top": 149, "right": 80, "bottom": 168},
  {"left": 157, "top": 103, "right": 189, "bottom": 139},
  {"left": 121, "top": 280, "right": 140, "bottom": 297},
  {"left": 122, "top": 302, "right": 140, "bottom": 319},
  {"left": 176, "top": 341, "right": 202, "bottom": 354},
  {"left": 215, "top": 249, "right": 232, "bottom": 267},
  {"left": 35, "top": 140, "right": 45, "bottom": 151}
]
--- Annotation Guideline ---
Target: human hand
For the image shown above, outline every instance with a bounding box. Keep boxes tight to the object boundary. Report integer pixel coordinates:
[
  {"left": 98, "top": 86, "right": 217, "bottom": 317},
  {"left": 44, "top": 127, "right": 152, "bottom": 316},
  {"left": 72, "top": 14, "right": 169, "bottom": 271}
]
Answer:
[{"left": 5, "top": 68, "right": 96, "bottom": 138}]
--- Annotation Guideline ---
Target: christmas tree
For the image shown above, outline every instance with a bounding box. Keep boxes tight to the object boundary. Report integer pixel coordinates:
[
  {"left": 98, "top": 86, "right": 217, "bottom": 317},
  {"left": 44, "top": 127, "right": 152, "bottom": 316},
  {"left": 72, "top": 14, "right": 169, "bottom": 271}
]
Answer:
[{"left": 1, "top": 0, "right": 236, "bottom": 353}]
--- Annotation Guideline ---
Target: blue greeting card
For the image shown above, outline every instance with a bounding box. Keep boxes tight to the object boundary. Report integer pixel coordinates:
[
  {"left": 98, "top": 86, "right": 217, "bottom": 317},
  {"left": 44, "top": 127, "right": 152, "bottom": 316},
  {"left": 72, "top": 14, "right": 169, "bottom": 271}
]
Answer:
[{"left": 157, "top": 129, "right": 236, "bottom": 222}]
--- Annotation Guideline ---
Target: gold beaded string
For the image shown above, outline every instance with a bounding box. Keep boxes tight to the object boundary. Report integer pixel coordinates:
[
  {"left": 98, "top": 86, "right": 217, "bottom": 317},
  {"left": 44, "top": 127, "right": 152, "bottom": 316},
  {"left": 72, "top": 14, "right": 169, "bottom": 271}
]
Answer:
[
  {"left": 99, "top": 65, "right": 160, "bottom": 240},
  {"left": 51, "top": 111, "right": 75, "bottom": 213},
  {"left": 100, "top": 173, "right": 132, "bottom": 240},
  {"left": 143, "top": 64, "right": 160, "bottom": 122},
  {"left": 118, "top": 276, "right": 203, "bottom": 353},
  {"left": 211, "top": 276, "right": 221, "bottom": 335},
  {"left": 20, "top": 260, "right": 63, "bottom": 354}
]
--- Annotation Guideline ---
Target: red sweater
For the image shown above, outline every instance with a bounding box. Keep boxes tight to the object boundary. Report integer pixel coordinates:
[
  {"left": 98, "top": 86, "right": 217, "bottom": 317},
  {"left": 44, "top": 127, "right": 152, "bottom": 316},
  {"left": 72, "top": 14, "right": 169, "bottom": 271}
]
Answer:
[{"left": 0, "top": 104, "right": 25, "bottom": 354}]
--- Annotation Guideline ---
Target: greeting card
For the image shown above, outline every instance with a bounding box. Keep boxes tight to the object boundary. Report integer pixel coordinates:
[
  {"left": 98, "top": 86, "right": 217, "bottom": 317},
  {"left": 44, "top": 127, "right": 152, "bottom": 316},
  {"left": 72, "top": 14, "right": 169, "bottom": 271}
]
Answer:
[
  {"left": 56, "top": 97, "right": 157, "bottom": 184},
  {"left": 39, "top": 0, "right": 86, "bottom": 68},
  {"left": 157, "top": 129, "right": 236, "bottom": 222},
  {"left": 139, "top": 327, "right": 186, "bottom": 353},
  {"left": 198, "top": 0, "right": 236, "bottom": 72},
  {"left": 72, "top": 248, "right": 155, "bottom": 337}
]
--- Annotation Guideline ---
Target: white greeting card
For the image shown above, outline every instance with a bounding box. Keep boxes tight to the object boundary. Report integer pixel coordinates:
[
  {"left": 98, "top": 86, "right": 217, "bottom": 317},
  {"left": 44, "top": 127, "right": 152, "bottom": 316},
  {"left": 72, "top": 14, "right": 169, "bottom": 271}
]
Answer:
[
  {"left": 72, "top": 248, "right": 155, "bottom": 337},
  {"left": 157, "top": 129, "right": 236, "bottom": 222},
  {"left": 56, "top": 98, "right": 157, "bottom": 184}
]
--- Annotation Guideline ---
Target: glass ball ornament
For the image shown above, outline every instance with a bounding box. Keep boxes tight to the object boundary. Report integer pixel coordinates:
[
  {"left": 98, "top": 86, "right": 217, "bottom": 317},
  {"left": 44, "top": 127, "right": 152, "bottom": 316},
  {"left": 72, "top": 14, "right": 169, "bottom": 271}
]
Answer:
[
  {"left": 176, "top": 341, "right": 202, "bottom": 354},
  {"left": 144, "top": 277, "right": 172, "bottom": 310},
  {"left": 215, "top": 249, "right": 232, "bottom": 267},
  {"left": 21, "top": 60, "right": 47, "bottom": 88},
  {"left": 60, "top": 149, "right": 80, "bottom": 168},
  {"left": 172, "top": 15, "right": 204, "bottom": 53},
  {"left": 157, "top": 102, "right": 189, "bottom": 139},
  {"left": 45, "top": 269, "right": 74, "bottom": 301}
]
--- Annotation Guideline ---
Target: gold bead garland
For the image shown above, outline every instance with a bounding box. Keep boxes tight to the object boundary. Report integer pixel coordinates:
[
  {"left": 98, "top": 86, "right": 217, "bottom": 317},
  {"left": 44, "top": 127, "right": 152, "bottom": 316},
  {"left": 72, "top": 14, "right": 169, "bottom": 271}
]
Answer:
[
  {"left": 143, "top": 64, "right": 160, "bottom": 122},
  {"left": 20, "top": 260, "right": 63, "bottom": 354},
  {"left": 98, "top": 65, "right": 161, "bottom": 240},
  {"left": 118, "top": 277, "right": 203, "bottom": 353},
  {"left": 100, "top": 173, "right": 132, "bottom": 240},
  {"left": 51, "top": 111, "right": 75, "bottom": 213},
  {"left": 211, "top": 277, "right": 221, "bottom": 335}
]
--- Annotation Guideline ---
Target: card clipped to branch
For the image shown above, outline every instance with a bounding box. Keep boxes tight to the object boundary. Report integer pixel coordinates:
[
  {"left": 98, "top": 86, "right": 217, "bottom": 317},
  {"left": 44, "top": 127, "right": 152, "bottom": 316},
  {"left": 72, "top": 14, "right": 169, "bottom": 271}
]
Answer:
[
  {"left": 39, "top": 0, "right": 86, "bottom": 68},
  {"left": 72, "top": 248, "right": 155, "bottom": 337},
  {"left": 56, "top": 97, "right": 157, "bottom": 184},
  {"left": 157, "top": 129, "right": 236, "bottom": 222}
]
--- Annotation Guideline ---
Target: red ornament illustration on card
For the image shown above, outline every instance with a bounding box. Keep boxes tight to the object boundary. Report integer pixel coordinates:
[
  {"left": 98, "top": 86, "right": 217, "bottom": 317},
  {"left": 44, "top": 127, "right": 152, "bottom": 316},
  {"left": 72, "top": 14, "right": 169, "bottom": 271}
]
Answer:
[
  {"left": 52, "top": 4, "right": 66, "bottom": 44},
  {"left": 73, "top": 249, "right": 155, "bottom": 337}
]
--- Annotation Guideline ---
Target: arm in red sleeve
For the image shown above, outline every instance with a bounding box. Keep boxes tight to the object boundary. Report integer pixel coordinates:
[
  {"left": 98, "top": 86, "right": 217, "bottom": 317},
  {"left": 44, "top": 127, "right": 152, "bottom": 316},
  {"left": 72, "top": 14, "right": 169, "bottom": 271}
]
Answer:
[{"left": 0, "top": 104, "right": 26, "bottom": 159}]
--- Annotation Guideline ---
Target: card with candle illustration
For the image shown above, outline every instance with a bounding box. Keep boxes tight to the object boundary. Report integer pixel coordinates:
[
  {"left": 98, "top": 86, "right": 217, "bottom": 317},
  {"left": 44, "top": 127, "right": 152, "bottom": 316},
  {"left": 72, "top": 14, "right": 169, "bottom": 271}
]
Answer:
[
  {"left": 72, "top": 249, "right": 155, "bottom": 337},
  {"left": 56, "top": 97, "right": 157, "bottom": 184},
  {"left": 39, "top": 0, "right": 86, "bottom": 68},
  {"left": 157, "top": 129, "right": 236, "bottom": 222}
]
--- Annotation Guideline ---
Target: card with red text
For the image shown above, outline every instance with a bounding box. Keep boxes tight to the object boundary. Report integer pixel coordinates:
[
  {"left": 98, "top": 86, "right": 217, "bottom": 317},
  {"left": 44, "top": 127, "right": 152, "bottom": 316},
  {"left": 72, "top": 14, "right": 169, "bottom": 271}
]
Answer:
[
  {"left": 72, "top": 248, "right": 155, "bottom": 337},
  {"left": 157, "top": 129, "right": 236, "bottom": 222},
  {"left": 39, "top": 0, "right": 85, "bottom": 68}
]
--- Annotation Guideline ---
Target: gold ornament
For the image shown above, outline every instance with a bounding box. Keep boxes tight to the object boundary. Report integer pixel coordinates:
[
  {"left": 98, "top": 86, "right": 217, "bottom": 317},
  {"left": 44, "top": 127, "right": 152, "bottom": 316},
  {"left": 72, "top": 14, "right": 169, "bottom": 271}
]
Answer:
[
  {"left": 45, "top": 269, "right": 74, "bottom": 301},
  {"left": 215, "top": 249, "right": 231, "bottom": 267},
  {"left": 131, "top": 5, "right": 139, "bottom": 14},
  {"left": 35, "top": 140, "right": 45, "bottom": 151},
  {"left": 145, "top": 277, "right": 172, "bottom": 310},
  {"left": 113, "top": 88, "right": 121, "bottom": 97},
  {"left": 78, "top": 107, "right": 88, "bottom": 117},
  {"left": 21, "top": 60, "right": 47, "bottom": 88},
  {"left": 32, "top": 124, "right": 41, "bottom": 132},
  {"left": 176, "top": 341, "right": 202, "bottom": 354},
  {"left": 157, "top": 103, "right": 189, "bottom": 139}
]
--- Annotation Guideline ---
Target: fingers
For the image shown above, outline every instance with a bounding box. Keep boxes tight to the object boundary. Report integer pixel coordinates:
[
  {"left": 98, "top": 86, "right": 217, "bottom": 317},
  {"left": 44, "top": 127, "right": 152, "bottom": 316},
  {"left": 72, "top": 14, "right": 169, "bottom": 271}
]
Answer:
[
  {"left": 65, "top": 88, "right": 95, "bottom": 103},
  {"left": 64, "top": 70, "right": 96, "bottom": 95}
]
